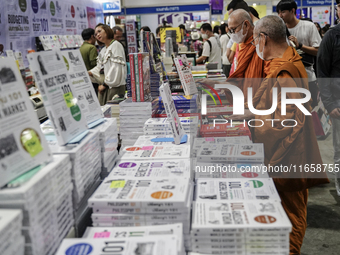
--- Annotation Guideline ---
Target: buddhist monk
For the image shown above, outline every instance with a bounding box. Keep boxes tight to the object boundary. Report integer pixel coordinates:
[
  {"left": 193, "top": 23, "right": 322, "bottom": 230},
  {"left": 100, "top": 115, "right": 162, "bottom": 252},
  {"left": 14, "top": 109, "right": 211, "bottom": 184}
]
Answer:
[
  {"left": 230, "top": 15, "right": 329, "bottom": 255},
  {"left": 198, "top": 9, "right": 267, "bottom": 102}
]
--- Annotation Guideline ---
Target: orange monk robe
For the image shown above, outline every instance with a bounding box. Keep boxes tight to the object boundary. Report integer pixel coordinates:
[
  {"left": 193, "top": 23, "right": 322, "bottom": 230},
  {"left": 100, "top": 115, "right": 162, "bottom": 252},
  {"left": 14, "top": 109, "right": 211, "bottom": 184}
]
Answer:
[
  {"left": 251, "top": 46, "right": 329, "bottom": 255},
  {"left": 227, "top": 36, "right": 270, "bottom": 101}
]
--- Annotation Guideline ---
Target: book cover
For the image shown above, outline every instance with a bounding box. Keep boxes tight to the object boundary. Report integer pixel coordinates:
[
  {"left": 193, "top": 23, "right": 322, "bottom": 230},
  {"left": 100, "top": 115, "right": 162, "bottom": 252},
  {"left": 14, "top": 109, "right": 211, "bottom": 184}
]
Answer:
[
  {"left": 129, "top": 54, "right": 136, "bottom": 102},
  {"left": 134, "top": 54, "right": 140, "bottom": 101}
]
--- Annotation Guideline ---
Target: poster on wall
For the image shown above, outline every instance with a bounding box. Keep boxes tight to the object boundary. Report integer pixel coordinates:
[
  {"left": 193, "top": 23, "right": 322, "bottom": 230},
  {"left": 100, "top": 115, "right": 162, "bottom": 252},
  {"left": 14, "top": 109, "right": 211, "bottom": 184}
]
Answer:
[
  {"left": 6, "top": 0, "right": 32, "bottom": 66},
  {"left": 87, "top": 7, "right": 96, "bottom": 29},
  {"left": 64, "top": 3, "right": 77, "bottom": 34},
  {"left": 312, "top": 7, "right": 330, "bottom": 27},
  {"left": 49, "top": 0, "right": 64, "bottom": 34},
  {"left": 76, "top": 4, "right": 88, "bottom": 33},
  {"left": 31, "top": 0, "right": 50, "bottom": 36},
  {"left": 158, "top": 13, "right": 193, "bottom": 28}
]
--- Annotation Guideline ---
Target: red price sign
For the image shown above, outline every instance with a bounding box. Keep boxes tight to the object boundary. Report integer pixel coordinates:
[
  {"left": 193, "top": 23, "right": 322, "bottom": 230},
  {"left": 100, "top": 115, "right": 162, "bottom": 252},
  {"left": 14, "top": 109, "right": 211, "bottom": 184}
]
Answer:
[
  {"left": 127, "top": 35, "right": 135, "bottom": 43},
  {"left": 128, "top": 47, "right": 136, "bottom": 53},
  {"left": 126, "top": 23, "right": 134, "bottom": 32}
]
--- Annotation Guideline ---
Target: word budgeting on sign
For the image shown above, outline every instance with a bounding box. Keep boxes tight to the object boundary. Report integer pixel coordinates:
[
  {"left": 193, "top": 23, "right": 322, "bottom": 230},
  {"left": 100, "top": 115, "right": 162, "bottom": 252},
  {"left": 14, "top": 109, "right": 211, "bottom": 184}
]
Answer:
[{"left": 126, "top": 20, "right": 137, "bottom": 54}]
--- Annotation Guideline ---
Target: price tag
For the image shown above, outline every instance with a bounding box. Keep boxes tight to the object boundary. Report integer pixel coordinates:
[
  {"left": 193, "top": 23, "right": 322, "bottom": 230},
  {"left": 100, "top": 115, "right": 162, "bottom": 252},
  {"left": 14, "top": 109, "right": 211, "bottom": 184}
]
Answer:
[{"left": 126, "top": 20, "right": 137, "bottom": 54}]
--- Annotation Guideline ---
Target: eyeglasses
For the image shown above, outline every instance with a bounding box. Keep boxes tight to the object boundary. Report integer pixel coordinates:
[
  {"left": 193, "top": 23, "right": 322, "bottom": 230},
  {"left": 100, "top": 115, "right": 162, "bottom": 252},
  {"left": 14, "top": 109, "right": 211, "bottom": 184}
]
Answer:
[
  {"left": 250, "top": 32, "right": 268, "bottom": 46},
  {"left": 229, "top": 21, "right": 244, "bottom": 34}
]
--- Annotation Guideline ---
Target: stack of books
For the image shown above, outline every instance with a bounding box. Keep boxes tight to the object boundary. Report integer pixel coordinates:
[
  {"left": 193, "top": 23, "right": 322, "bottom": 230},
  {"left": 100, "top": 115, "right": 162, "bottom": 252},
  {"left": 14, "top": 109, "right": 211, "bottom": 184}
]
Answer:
[
  {"left": 190, "top": 200, "right": 291, "bottom": 255},
  {"left": 196, "top": 143, "right": 264, "bottom": 164},
  {"left": 57, "top": 236, "right": 179, "bottom": 255},
  {"left": 0, "top": 156, "right": 73, "bottom": 255},
  {"left": 151, "top": 73, "right": 161, "bottom": 98},
  {"left": 46, "top": 131, "right": 102, "bottom": 210},
  {"left": 194, "top": 178, "right": 280, "bottom": 202},
  {"left": 200, "top": 122, "right": 252, "bottom": 138},
  {"left": 143, "top": 116, "right": 199, "bottom": 136},
  {"left": 192, "top": 136, "right": 251, "bottom": 157},
  {"left": 119, "top": 99, "right": 157, "bottom": 148},
  {"left": 108, "top": 160, "right": 192, "bottom": 180},
  {"left": 88, "top": 177, "right": 193, "bottom": 250},
  {"left": 119, "top": 144, "right": 191, "bottom": 161},
  {"left": 82, "top": 224, "right": 185, "bottom": 255},
  {"left": 93, "top": 118, "right": 119, "bottom": 179},
  {"left": 0, "top": 209, "right": 24, "bottom": 255},
  {"left": 129, "top": 53, "right": 152, "bottom": 102},
  {"left": 158, "top": 95, "right": 198, "bottom": 111}
]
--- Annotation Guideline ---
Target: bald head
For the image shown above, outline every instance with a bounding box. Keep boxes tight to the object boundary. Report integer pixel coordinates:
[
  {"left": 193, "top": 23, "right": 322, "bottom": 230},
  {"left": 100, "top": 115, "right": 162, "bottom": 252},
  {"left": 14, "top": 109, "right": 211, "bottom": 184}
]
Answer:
[
  {"left": 255, "top": 15, "right": 287, "bottom": 44},
  {"left": 229, "top": 9, "right": 254, "bottom": 28}
]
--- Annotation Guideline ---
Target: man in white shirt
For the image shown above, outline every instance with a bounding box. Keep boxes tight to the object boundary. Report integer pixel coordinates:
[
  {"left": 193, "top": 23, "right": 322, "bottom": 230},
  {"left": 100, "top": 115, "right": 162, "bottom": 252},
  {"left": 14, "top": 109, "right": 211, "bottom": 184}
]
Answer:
[
  {"left": 277, "top": 0, "right": 322, "bottom": 107},
  {"left": 196, "top": 23, "right": 222, "bottom": 69}
]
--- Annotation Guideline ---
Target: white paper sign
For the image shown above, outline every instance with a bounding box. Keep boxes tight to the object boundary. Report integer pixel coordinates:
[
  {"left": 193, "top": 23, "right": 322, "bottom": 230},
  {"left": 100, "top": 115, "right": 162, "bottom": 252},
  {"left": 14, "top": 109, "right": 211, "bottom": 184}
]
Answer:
[
  {"left": 159, "top": 82, "right": 186, "bottom": 145},
  {"left": 0, "top": 58, "right": 52, "bottom": 188},
  {"left": 174, "top": 55, "right": 198, "bottom": 95},
  {"left": 28, "top": 50, "right": 88, "bottom": 145},
  {"left": 61, "top": 49, "right": 103, "bottom": 124}
]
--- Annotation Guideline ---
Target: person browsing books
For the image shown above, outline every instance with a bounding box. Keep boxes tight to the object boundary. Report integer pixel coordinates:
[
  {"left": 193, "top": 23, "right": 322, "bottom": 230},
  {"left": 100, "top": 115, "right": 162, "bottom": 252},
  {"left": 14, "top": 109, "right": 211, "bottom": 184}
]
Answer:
[
  {"left": 88, "top": 23, "right": 127, "bottom": 105},
  {"left": 196, "top": 23, "right": 222, "bottom": 69}
]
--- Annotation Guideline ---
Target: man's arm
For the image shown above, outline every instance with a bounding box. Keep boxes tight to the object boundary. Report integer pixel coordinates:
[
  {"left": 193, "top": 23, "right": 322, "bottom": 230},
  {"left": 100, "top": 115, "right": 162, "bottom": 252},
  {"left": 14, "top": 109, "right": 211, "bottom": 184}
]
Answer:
[
  {"left": 197, "top": 41, "right": 209, "bottom": 64},
  {"left": 196, "top": 55, "right": 207, "bottom": 64},
  {"left": 288, "top": 35, "right": 318, "bottom": 56},
  {"left": 300, "top": 45, "right": 318, "bottom": 56},
  {"left": 317, "top": 31, "right": 336, "bottom": 113}
]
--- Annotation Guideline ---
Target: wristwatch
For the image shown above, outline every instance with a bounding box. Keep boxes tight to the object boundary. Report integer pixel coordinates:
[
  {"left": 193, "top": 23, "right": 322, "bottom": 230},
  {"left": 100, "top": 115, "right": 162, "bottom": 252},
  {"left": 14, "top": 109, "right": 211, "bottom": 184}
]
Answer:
[{"left": 297, "top": 43, "right": 303, "bottom": 50}]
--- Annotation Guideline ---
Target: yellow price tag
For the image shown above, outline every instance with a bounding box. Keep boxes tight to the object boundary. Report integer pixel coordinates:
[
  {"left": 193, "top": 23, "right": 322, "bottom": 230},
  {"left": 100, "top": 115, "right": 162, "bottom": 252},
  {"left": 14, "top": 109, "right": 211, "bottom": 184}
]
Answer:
[
  {"left": 160, "top": 27, "right": 181, "bottom": 43},
  {"left": 110, "top": 180, "right": 126, "bottom": 189},
  {"left": 63, "top": 92, "right": 75, "bottom": 108}
]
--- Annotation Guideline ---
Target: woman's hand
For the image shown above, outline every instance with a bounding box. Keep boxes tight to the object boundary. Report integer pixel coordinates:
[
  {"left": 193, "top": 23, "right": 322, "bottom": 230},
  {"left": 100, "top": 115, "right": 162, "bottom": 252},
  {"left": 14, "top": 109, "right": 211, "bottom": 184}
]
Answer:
[{"left": 88, "top": 71, "right": 93, "bottom": 77}]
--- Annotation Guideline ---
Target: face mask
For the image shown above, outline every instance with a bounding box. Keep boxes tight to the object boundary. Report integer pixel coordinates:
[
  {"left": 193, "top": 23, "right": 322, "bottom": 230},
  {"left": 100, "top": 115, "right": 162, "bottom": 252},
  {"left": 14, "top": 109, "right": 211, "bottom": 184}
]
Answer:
[
  {"left": 230, "top": 22, "right": 247, "bottom": 43},
  {"left": 201, "top": 33, "right": 208, "bottom": 39},
  {"left": 255, "top": 37, "right": 265, "bottom": 60}
]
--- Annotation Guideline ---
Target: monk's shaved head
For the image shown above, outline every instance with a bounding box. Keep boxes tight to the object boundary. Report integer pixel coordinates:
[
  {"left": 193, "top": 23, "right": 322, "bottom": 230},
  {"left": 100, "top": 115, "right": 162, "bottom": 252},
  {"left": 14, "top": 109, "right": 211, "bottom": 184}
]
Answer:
[
  {"left": 229, "top": 9, "right": 254, "bottom": 27},
  {"left": 255, "top": 15, "right": 287, "bottom": 43}
]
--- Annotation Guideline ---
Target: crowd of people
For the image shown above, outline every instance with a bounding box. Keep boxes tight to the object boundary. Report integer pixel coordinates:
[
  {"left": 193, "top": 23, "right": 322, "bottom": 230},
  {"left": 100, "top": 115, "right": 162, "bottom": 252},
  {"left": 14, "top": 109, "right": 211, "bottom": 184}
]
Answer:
[{"left": 77, "top": 2, "right": 340, "bottom": 253}]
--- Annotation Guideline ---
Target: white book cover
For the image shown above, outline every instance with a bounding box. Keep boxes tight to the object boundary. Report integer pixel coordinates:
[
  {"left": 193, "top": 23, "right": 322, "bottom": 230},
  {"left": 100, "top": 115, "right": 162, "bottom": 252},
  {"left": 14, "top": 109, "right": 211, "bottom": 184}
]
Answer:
[
  {"left": 28, "top": 51, "right": 88, "bottom": 145},
  {"left": 0, "top": 58, "right": 52, "bottom": 187},
  {"left": 0, "top": 209, "right": 22, "bottom": 235},
  {"left": 194, "top": 163, "right": 269, "bottom": 179},
  {"left": 120, "top": 145, "right": 191, "bottom": 161},
  {"left": 56, "top": 236, "right": 178, "bottom": 255},
  {"left": 88, "top": 177, "right": 191, "bottom": 208},
  {"left": 109, "top": 160, "right": 191, "bottom": 179},
  {"left": 61, "top": 49, "right": 103, "bottom": 125},
  {"left": 195, "top": 178, "right": 280, "bottom": 202},
  {"left": 192, "top": 137, "right": 251, "bottom": 157},
  {"left": 0, "top": 155, "right": 71, "bottom": 201},
  {"left": 14, "top": 51, "right": 25, "bottom": 70},
  {"left": 144, "top": 117, "right": 198, "bottom": 128},
  {"left": 134, "top": 135, "right": 193, "bottom": 147},
  {"left": 159, "top": 82, "right": 186, "bottom": 145},
  {"left": 197, "top": 144, "right": 264, "bottom": 163},
  {"left": 174, "top": 55, "right": 198, "bottom": 95},
  {"left": 83, "top": 223, "right": 184, "bottom": 254},
  {"left": 191, "top": 201, "right": 292, "bottom": 233}
]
